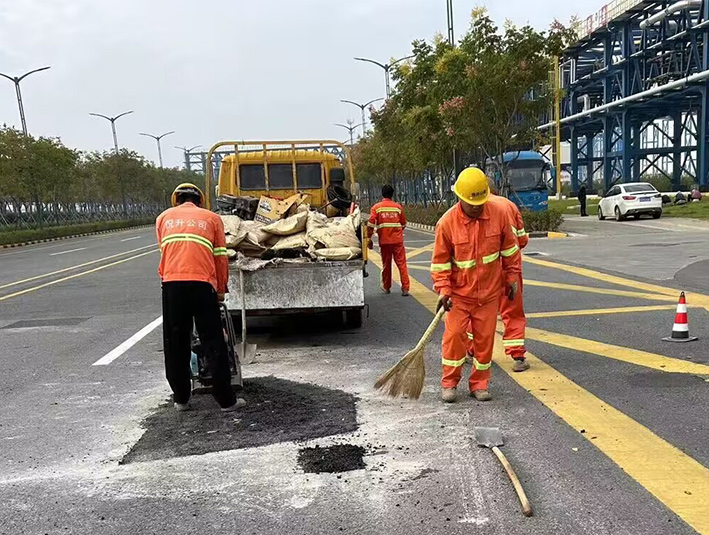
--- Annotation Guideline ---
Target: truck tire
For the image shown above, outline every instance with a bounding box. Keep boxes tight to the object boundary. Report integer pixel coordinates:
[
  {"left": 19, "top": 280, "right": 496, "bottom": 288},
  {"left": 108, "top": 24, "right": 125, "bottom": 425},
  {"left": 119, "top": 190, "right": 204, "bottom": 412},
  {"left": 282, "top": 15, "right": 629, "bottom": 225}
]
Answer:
[{"left": 345, "top": 309, "right": 363, "bottom": 329}]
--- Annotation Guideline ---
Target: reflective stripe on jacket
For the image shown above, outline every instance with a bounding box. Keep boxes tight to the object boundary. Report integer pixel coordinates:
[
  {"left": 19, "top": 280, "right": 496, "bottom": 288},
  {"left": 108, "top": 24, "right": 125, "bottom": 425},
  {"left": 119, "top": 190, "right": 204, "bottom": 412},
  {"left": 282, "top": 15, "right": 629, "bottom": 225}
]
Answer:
[
  {"left": 430, "top": 202, "right": 521, "bottom": 304},
  {"left": 368, "top": 199, "right": 407, "bottom": 245},
  {"left": 489, "top": 194, "right": 529, "bottom": 249},
  {"left": 156, "top": 202, "right": 229, "bottom": 294}
]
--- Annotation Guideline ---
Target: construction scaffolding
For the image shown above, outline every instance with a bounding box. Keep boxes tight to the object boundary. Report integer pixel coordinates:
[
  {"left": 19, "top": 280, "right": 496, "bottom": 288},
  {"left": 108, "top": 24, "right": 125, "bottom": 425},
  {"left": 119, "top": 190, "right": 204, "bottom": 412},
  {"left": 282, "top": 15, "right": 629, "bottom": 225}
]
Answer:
[{"left": 546, "top": 0, "right": 709, "bottom": 193}]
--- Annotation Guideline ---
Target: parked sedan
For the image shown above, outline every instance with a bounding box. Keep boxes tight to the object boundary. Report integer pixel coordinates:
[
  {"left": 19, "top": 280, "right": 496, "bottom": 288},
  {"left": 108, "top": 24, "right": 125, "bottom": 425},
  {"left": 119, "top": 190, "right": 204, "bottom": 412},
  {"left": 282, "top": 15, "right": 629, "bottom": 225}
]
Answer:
[{"left": 598, "top": 183, "right": 663, "bottom": 221}]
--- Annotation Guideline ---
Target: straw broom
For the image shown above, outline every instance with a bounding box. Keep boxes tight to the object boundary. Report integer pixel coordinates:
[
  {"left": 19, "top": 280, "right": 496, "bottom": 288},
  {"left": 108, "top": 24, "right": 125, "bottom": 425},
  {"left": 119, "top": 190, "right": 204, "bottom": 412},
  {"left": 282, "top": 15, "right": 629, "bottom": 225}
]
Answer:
[{"left": 375, "top": 308, "right": 446, "bottom": 399}]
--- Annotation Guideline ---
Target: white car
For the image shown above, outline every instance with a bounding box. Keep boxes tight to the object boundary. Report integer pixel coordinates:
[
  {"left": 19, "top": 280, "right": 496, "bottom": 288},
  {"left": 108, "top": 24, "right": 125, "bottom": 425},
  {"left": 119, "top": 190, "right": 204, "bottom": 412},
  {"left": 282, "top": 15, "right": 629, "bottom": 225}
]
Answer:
[{"left": 598, "top": 182, "right": 663, "bottom": 221}]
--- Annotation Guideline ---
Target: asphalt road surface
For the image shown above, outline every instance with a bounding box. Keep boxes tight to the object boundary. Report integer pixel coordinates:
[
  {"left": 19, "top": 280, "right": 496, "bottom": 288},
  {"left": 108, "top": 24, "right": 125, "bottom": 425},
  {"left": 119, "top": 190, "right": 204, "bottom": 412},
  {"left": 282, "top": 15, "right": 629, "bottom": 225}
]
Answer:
[{"left": 1, "top": 219, "right": 708, "bottom": 535}]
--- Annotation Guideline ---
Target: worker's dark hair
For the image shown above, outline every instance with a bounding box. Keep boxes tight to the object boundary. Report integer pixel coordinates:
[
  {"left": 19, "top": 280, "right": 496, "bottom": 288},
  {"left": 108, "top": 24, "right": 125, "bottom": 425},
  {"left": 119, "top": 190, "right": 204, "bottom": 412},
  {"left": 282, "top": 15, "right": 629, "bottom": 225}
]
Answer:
[
  {"left": 382, "top": 184, "right": 394, "bottom": 199},
  {"left": 176, "top": 192, "right": 201, "bottom": 206}
]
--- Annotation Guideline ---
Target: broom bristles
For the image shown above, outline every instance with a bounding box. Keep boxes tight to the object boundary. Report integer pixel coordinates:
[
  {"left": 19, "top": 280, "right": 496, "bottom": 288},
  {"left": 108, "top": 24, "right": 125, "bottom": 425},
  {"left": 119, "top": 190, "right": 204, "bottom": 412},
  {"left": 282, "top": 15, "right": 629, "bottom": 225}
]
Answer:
[{"left": 374, "top": 345, "right": 426, "bottom": 399}]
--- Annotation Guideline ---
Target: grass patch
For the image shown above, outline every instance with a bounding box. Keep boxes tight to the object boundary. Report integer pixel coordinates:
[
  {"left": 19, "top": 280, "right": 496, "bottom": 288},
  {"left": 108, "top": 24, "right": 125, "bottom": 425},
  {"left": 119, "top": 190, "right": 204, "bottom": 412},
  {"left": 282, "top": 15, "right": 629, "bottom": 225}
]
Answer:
[
  {"left": 391, "top": 204, "right": 564, "bottom": 232},
  {"left": 549, "top": 198, "right": 599, "bottom": 216},
  {"left": 663, "top": 201, "right": 709, "bottom": 220},
  {"left": 0, "top": 218, "right": 155, "bottom": 246}
]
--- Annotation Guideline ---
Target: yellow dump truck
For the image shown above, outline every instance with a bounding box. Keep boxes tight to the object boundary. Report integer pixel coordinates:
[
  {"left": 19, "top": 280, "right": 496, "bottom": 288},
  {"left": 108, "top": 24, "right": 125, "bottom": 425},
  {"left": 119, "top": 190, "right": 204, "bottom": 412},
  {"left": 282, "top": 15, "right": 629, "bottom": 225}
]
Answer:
[{"left": 206, "top": 140, "right": 367, "bottom": 329}]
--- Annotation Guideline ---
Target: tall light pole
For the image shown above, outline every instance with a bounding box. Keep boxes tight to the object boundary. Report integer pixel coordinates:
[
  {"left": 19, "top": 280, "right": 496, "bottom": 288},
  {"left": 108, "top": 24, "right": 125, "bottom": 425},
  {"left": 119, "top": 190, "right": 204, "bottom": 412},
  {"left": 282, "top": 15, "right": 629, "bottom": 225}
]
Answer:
[
  {"left": 335, "top": 120, "right": 365, "bottom": 146},
  {"left": 446, "top": 0, "right": 455, "bottom": 46},
  {"left": 176, "top": 145, "right": 201, "bottom": 171},
  {"left": 89, "top": 111, "right": 134, "bottom": 154},
  {"left": 341, "top": 98, "right": 384, "bottom": 133},
  {"left": 0, "top": 66, "right": 51, "bottom": 135},
  {"left": 354, "top": 55, "right": 415, "bottom": 98},
  {"left": 90, "top": 110, "right": 134, "bottom": 216},
  {"left": 140, "top": 131, "right": 175, "bottom": 168}
]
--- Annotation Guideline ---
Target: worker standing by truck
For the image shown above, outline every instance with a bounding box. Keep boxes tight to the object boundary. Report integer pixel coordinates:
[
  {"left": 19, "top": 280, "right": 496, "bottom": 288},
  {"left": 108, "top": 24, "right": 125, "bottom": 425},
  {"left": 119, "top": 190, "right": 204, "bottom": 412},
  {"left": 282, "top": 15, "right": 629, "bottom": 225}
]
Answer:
[
  {"left": 367, "top": 185, "right": 411, "bottom": 297},
  {"left": 466, "top": 179, "right": 530, "bottom": 372},
  {"left": 156, "top": 183, "right": 242, "bottom": 413},
  {"left": 431, "top": 168, "right": 522, "bottom": 403}
]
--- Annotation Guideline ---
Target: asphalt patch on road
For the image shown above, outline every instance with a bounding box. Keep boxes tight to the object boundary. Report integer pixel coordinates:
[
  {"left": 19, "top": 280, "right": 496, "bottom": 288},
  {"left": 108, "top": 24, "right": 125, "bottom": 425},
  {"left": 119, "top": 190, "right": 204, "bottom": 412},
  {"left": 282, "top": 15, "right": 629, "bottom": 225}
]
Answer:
[
  {"left": 122, "top": 376, "right": 358, "bottom": 464},
  {"left": 297, "top": 445, "right": 365, "bottom": 473}
]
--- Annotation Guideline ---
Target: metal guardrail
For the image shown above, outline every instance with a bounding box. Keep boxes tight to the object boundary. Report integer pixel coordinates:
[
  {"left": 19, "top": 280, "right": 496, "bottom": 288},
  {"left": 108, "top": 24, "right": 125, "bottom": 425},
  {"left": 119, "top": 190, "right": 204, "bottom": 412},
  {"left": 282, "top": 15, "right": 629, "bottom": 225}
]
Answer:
[
  {"left": 573, "top": 0, "right": 646, "bottom": 40},
  {"left": 0, "top": 199, "right": 163, "bottom": 230}
]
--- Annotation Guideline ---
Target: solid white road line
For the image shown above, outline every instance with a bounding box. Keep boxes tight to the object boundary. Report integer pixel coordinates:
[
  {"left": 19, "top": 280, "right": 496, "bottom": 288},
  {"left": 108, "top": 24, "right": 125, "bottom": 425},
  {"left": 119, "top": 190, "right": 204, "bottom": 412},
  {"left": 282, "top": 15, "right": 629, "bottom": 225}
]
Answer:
[
  {"left": 49, "top": 247, "right": 87, "bottom": 256},
  {"left": 93, "top": 316, "right": 163, "bottom": 366},
  {"left": 121, "top": 236, "right": 142, "bottom": 242}
]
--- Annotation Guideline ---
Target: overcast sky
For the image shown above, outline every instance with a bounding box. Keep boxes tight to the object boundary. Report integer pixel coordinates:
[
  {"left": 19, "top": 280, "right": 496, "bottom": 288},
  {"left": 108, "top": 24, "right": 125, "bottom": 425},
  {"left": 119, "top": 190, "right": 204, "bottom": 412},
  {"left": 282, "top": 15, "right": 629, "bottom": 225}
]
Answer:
[{"left": 0, "top": 0, "right": 600, "bottom": 168}]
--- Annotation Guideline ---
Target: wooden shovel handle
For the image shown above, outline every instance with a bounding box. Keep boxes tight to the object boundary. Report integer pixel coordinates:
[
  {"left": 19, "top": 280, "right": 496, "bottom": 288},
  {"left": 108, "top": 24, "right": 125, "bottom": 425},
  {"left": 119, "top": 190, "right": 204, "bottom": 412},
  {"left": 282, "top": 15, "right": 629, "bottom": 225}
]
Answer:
[{"left": 491, "top": 446, "right": 533, "bottom": 517}]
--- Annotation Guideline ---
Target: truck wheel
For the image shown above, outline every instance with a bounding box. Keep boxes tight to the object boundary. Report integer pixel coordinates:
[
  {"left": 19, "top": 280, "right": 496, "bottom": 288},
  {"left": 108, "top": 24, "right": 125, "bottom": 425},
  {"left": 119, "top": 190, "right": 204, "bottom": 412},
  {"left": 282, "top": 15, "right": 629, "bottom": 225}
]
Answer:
[{"left": 345, "top": 309, "right": 363, "bottom": 329}]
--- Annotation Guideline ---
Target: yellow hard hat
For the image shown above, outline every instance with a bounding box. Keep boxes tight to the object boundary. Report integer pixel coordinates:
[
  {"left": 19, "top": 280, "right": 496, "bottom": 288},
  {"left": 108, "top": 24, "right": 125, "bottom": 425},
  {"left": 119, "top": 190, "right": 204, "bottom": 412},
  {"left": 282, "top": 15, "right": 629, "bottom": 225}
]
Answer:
[
  {"left": 453, "top": 167, "right": 489, "bottom": 206},
  {"left": 171, "top": 183, "right": 205, "bottom": 207}
]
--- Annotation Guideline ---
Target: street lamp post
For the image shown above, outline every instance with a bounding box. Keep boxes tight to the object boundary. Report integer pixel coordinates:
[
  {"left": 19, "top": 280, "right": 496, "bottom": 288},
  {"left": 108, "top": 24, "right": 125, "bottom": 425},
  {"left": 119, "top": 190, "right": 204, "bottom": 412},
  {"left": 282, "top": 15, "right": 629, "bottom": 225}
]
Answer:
[
  {"left": 0, "top": 66, "right": 51, "bottom": 135},
  {"left": 340, "top": 98, "right": 384, "bottom": 133},
  {"left": 175, "top": 145, "right": 201, "bottom": 171},
  {"left": 90, "top": 110, "right": 134, "bottom": 215},
  {"left": 354, "top": 55, "right": 414, "bottom": 98},
  {"left": 140, "top": 131, "right": 175, "bottom": 168},
  {"left": 335, "top": 121, "right": 365, "bottom": 146},
  {"left": 446, "top": 0, "right": 455, "bottom": 46}
]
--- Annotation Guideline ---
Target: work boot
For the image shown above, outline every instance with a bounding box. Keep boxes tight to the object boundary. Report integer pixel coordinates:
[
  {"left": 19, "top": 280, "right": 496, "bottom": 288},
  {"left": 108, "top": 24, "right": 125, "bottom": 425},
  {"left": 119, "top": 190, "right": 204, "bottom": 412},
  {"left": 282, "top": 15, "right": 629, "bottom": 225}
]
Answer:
[
  {"left": 221, "top": 397, "right": 247, "bottom": 413},
  {"left": 401, "top": 290, "right": 410, "bottom": 297},
  {"left": 174, "top": 402, "right": 191, "bottom": 412},
  {"left": 441, "top": 387, "right": 458, "bottom": 403},
  {"left": 381, "top": 286, "right": 391, "bottom": 294},
  {"left": 513, "top": 358, "right": 530, "bottom": 372},
  {"left": 471, "top": 390, "right": 492, "bottom": 402}
]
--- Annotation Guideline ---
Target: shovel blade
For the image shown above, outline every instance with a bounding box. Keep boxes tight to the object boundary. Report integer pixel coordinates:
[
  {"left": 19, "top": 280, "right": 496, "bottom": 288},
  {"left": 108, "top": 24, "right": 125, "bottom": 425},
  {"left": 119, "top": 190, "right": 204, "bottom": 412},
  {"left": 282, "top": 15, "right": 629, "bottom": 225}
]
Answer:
[
  {"left": 241, "top": 343, "right": 258, "bottom": 364},
  {"left": 475, "top": 427, "right": 504, "bottom": 448}
]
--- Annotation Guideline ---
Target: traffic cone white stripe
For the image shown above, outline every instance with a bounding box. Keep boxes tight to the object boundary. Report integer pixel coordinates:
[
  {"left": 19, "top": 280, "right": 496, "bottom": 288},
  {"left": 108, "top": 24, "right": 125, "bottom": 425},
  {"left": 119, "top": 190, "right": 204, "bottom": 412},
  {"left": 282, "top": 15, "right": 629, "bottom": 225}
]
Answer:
[
  {"left": 672, "top": 323, "right": 689, "bottom": 332},
  {"left": 677, "top": 304, "right": 687, "bottom": 314}
]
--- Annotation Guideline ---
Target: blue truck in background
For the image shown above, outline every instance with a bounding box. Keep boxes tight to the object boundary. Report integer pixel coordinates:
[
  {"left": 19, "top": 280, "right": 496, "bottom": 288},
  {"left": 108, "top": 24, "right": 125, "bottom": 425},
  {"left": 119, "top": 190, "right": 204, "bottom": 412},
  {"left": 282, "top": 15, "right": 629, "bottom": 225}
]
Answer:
[{"left": 485, "top": 151, "right": 552, "bottom": 212}]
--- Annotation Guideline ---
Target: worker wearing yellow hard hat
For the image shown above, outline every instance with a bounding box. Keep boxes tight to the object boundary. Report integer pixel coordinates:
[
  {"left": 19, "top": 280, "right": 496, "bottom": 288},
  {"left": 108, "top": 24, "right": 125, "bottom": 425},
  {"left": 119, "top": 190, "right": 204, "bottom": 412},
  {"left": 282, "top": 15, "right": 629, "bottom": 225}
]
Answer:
[
  {"left": 430, "top": 167, "right": 522, "bottom": 403},
  {"left": 156, "top": 182, "right": 244, "bottom": 413}
]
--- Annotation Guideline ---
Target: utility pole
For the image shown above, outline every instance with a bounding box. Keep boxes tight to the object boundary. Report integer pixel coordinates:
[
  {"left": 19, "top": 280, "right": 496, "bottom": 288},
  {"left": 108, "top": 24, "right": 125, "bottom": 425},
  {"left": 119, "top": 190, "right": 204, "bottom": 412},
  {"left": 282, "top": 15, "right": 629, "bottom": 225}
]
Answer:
[
  {"left": 90, "top": 110, "right": 134, "bottom": 216},
  {"left": 176, "top": 145, "right": 201, "bottom": 171},
  {"left": 341, "top": 98, "right": 384, "bottom": 133},
  {"left": 140, "top": 131, "right": 175, "bottom": 168},
  {"left": 354, "top": 55, "right": 415, "bottom": 99},
  {"left": 446, "top": 0, "right": 455, "bottom": 46},
  {"left": 0, "top": 66, "right": 51, "bottom": 135}
]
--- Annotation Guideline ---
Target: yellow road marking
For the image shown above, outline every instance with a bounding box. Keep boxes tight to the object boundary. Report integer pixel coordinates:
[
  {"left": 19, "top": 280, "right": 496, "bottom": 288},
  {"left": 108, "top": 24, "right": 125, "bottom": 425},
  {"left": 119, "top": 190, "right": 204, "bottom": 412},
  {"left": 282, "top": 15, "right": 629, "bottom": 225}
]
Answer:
[
  {"left": 523, "top": 326, "right": 709, "bottom": 375},
  {"left": 524, "top": 280, "right": 676, "bottom": 302},
  {"left": 407, "top": 264, "right": 431, "bottom": 272},
  {"left": 524, "top": 256, "right": 709, "bottom": 305},
  {"left": 406, "top": 243, "right": 434, "bottom": 260},
  {"left": 370, "top": 250, "right": 709, "bottom": 533},
  {"left": 0, "top": 250, "right": 157, "bottom": 303},
  {"left": 527, "top": 304, "right": 684, "bottom": 318},
  {"left": 0, "top": 243, "right": 156, "bottom": 291}
]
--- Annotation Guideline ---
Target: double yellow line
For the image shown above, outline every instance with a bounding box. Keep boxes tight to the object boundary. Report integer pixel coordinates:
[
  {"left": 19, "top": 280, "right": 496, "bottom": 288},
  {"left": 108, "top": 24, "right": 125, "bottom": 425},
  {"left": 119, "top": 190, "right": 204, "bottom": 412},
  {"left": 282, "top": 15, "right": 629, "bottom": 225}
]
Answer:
[{"left": 0, "top": 244, "right": 158, "bottom": 303}]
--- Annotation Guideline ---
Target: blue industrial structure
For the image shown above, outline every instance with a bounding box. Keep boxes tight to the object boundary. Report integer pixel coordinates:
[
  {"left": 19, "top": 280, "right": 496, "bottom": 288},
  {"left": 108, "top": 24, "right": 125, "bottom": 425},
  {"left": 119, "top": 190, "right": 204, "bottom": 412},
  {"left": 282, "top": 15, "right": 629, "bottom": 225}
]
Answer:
[{"left": 549, "top": 0, "right": 709, "bottom": 193}]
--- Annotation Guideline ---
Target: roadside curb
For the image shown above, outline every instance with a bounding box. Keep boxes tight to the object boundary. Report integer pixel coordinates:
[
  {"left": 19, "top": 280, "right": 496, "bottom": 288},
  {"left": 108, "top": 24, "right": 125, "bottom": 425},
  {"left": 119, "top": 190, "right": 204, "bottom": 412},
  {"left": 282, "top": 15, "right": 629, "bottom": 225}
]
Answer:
[
  {"left": 407, "top": 222, "right": 569, "bottom": 239},
  {"left": 0, "top": 224, "right": 153, "bottom": 249}
]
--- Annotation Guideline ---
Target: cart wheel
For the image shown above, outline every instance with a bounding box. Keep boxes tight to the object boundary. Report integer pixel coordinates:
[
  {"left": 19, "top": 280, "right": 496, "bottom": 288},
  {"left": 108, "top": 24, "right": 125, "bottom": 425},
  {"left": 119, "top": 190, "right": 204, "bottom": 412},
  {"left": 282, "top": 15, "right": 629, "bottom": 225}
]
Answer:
[{"left": 345, "top": 309, "right": 363, "bottom": 329}]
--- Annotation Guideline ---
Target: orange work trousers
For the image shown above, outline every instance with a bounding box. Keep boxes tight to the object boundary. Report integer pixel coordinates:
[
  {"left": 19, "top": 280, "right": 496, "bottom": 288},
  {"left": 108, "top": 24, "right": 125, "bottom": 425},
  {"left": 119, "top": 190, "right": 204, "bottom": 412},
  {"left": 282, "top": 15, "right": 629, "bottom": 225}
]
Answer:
[
  {"left": 467, "top": 276, "right": 526, "bottom": 359},
  {"left": 380, "top": 243, "right": 410, "bottom": 292},
  {"left": 442, "top": 298, "right": 497, "bottom": 392}
]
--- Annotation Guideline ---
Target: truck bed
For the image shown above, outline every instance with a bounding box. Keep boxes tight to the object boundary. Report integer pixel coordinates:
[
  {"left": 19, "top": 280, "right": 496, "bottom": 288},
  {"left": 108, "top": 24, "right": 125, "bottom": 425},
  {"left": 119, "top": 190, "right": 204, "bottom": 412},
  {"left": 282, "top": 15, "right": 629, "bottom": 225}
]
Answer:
[{"left": 225, "top": 260, "right": 365, "bottom": 314}]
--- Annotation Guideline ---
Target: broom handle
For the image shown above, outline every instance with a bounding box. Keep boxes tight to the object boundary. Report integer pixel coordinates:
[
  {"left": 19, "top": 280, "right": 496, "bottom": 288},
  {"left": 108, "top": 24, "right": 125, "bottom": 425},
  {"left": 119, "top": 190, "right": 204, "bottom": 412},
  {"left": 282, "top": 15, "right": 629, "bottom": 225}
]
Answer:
[{"left": 415, "top": 308, "right": 446, "bottom": 350}]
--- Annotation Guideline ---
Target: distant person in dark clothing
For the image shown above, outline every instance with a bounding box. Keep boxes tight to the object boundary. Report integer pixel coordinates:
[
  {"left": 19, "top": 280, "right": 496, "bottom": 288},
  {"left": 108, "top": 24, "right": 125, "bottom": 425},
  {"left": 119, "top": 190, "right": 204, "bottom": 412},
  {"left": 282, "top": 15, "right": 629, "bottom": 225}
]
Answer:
[
  {"left": 675, "top": 191, "right": 687, "bottom": 205},
  {"left": 578, "top": 185, "right": 588, "bottom": 217}
]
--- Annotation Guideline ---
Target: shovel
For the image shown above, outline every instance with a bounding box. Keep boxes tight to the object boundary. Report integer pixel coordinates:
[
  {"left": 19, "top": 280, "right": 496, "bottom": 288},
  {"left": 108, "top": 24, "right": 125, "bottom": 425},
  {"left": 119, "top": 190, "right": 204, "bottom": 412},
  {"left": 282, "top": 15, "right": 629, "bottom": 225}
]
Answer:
[
  {"left": 238, "top": 269, "right": 258, "bottom": 364},
  {"left": 475, "top": 427, "right": 533, "bottom": 517}
]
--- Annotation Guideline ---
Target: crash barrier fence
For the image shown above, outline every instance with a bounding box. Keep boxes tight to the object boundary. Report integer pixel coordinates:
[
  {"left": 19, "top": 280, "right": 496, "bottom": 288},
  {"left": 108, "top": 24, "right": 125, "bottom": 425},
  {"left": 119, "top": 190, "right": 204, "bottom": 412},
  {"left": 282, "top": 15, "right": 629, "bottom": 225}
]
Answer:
[
  {"left": 359, "top": 175, "right": 456, "bottom": 209},
  {"left": 0, "top": 198, "right": 164, "bottom": 231}
]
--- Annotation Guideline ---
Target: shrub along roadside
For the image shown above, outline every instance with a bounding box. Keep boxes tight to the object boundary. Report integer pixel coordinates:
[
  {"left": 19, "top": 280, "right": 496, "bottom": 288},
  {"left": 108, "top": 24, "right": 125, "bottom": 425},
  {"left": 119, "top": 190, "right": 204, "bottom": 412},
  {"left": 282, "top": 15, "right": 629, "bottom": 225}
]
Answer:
[
  {"left": 382, "top": 204, "right": 564, "bottom": 233},
  {"left": 0, "top": 218, "right": 156, "bottom": 246}
]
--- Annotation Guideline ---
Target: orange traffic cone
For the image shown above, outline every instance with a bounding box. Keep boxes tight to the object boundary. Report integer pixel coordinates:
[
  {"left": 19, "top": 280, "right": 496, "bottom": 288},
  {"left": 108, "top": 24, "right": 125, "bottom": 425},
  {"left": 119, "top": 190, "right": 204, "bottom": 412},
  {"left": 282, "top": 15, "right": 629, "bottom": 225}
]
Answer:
[{"left": 663, "top": 292, "right": 698, "bottom": 343}]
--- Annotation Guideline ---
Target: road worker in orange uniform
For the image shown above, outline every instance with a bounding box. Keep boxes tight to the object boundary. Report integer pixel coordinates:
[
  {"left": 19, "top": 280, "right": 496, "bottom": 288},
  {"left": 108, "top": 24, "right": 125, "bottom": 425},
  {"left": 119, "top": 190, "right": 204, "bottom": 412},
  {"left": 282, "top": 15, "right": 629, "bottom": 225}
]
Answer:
[
  {"left": 156, "top": 183, "right": 242, "bottom": 413},
  {"left": 367, "top": 184, "right": 411, "bottom": 297},
  {"left": 431, "top": 168, "right": 522, "bottom": 403},
  {"left": 466, "top": 179, "right": 530, "bottom": 372}
]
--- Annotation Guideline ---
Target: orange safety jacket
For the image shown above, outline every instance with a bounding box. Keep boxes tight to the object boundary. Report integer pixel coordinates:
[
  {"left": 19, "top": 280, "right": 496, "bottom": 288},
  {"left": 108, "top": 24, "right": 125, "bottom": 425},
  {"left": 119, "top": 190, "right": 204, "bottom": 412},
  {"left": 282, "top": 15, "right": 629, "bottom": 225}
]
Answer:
[
  {"left": 430, "top": 202, "right": 522, "bottom": 304},
  {"left": 156, "top": 202, "right": 229, "bottom": 294},
  {"left": 489, "top": 194, "right": 529, "bottom": 249},
  {"left": 368, "top": 198, "right": 407, "bottom": 245}
]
